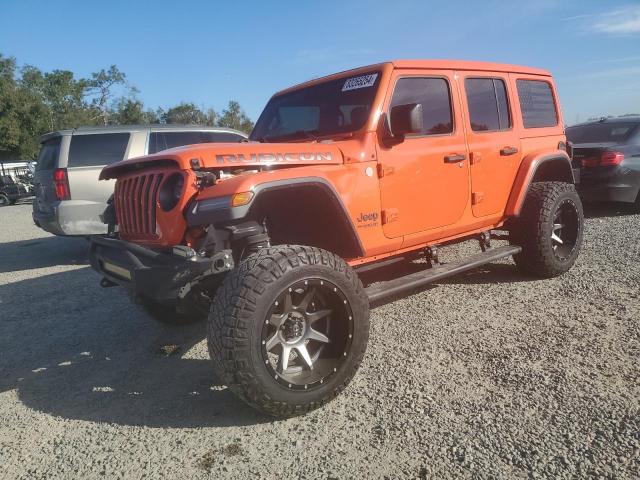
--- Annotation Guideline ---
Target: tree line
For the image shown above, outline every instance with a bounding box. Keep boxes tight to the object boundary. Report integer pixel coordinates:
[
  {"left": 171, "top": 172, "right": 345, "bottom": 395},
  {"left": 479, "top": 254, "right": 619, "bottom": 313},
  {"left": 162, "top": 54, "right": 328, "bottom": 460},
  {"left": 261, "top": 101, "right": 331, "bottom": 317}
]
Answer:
[{"left": 0, "top": 53, "right": 254, "bottom": 160}]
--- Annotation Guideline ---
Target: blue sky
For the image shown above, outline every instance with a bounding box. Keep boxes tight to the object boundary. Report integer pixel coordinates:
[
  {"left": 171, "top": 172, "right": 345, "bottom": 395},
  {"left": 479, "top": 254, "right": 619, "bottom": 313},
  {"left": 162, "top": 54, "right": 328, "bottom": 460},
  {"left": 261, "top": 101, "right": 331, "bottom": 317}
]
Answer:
[{"left": 1, "top": 0, "right": 639, "bottom": 125}]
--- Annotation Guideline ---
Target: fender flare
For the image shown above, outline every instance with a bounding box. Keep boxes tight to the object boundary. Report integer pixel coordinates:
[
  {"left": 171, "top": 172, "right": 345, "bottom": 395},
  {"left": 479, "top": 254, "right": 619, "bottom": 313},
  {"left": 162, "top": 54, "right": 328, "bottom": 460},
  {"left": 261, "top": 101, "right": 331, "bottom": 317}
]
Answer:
[
  {"left": 505, "top": 150, "right": 575, "bottom": 217},
  {"left": 187, "top": 176, "right": 365, "bottom": 257}
]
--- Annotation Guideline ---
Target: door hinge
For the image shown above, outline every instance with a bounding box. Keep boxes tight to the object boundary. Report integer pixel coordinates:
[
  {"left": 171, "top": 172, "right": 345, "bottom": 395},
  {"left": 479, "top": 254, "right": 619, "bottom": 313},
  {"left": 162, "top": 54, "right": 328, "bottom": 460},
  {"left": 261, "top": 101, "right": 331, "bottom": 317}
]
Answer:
[
  {"left": 381, "top": 208, "right": 399, "bottom": 224},
  {"left": 377, "top": 164, "right": 395, "bottom": 178},
  {"left": 472, "top": 192, "right": 484, "bottom": 205}
]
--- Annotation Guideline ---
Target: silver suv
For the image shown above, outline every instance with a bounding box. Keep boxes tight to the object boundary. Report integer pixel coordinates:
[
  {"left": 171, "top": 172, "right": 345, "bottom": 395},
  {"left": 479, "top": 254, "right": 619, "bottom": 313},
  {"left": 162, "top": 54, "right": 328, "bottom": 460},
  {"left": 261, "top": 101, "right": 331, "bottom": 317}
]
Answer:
[{"left": 32, "top": 125, "right": 247, "bottom": 235}]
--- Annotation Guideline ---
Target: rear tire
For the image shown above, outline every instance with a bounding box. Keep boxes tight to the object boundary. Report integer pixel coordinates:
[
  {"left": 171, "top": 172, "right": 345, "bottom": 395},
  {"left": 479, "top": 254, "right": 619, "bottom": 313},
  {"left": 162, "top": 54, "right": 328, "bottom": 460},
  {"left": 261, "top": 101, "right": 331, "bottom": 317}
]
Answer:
[
  {"left": 510, "top": 182, "right": 584, "bottom": 278},
  {"left": 207, "top": 245, "right": 370, "bottom": 417}
]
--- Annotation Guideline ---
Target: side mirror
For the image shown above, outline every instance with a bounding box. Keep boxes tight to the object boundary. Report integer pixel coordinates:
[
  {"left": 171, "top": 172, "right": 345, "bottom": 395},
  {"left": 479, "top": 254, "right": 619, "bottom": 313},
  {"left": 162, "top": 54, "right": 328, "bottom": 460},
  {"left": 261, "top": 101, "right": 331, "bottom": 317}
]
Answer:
[{"left": 390, "top": 103, "right": 423, "bottom": 138}]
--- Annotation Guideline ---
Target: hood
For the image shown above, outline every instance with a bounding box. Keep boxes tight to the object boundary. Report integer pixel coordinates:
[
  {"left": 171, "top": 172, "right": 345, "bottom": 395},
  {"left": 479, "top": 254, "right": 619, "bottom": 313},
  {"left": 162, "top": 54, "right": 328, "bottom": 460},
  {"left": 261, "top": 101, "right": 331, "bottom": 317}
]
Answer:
[{"left": 100, "top": 142, "right": 344, "bottom": 180}]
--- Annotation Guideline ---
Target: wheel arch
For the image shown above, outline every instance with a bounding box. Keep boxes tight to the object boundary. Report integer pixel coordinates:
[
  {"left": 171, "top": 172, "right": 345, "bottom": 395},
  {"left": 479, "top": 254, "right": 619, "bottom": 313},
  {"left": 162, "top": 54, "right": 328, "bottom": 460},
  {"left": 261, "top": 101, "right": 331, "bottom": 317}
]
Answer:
[
  {"left": 246, "top": 178, "right": 365, "bottom": 259},
  {"left": 505, "top": 150, "right": 575, "bottom": 217}
]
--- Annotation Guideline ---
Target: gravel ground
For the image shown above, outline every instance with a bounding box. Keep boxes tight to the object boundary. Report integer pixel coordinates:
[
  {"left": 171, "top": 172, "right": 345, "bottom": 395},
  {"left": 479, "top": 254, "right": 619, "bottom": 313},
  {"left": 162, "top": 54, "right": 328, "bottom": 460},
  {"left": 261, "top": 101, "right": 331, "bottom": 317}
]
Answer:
[{"left": 1, "top": 200, "right": 638, "bottom": 479}]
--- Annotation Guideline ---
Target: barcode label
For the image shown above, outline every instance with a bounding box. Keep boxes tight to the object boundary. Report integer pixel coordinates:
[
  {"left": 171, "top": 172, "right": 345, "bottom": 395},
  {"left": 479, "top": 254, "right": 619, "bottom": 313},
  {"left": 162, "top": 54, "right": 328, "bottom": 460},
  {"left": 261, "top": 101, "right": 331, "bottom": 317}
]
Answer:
[{"left": 342, "top": 73, "right": 378, "bottom": 92}]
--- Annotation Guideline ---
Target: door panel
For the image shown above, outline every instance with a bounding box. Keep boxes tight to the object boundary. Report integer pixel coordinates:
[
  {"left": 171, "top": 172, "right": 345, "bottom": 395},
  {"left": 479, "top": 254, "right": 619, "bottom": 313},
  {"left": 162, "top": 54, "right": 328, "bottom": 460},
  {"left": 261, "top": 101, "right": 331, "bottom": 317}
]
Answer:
[
  {"left": 377, "top": 70, "right": 470, "bottom": 239},
  {"left": 459, "top": 72, "right": 522, "bottom": 217}
]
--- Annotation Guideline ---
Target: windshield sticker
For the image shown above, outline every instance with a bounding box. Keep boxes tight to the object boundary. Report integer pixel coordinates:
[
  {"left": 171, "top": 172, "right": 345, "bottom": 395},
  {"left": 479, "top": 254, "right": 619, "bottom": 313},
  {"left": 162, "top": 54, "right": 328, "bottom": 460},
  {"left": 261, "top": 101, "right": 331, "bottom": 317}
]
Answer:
[{"left": 342, "top": 73, "right": 378, "bottom": 92}]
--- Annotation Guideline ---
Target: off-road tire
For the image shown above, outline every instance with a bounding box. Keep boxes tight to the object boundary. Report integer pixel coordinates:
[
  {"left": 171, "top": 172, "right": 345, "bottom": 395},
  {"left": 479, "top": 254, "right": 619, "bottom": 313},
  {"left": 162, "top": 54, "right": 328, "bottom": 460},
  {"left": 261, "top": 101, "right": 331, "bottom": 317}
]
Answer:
[
  {"left": 207, "top": 245, "right": 370, "bottom": 417},
  {"left": 0, "top": 194, "right": 9, "bottom": 207},
  {"left": 511, "top": 181, "right": 584, "bottom": 278}
]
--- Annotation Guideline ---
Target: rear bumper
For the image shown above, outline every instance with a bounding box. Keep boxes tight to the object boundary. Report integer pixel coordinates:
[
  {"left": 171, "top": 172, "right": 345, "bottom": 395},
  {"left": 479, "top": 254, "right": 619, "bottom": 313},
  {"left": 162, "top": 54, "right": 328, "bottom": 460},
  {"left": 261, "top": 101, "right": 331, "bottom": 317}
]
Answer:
[
  {"left": 33, "top": 200, "right": 109, "bottom": 236},
  {"left": 577, "top": 166, "right": 640, "bottom": 203},
  {"left": 32, "top": 209, "right": 67, "bottom": 235},
  {"left": 89, "top": 236, "right": 232, "bottom": 304}
]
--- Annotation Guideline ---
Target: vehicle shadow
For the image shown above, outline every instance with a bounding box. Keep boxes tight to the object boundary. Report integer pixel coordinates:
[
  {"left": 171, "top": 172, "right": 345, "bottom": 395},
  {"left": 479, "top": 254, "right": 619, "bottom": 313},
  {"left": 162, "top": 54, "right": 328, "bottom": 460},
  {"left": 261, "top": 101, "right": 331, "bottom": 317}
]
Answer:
[
  {"left": 583, "top": 201, "right": 638, "bottom": 219},
  {"left": 439, "top": 263, "right": 532, "bottom": 286},
  {"left": 361, "top": 257, "right": 531, "bottom": 308},
  {"left": 0, "top": 267, "right": 268, "bottom": 428},
  {"left": 0, "top": 236, "right": 89, "bottom": 273}
]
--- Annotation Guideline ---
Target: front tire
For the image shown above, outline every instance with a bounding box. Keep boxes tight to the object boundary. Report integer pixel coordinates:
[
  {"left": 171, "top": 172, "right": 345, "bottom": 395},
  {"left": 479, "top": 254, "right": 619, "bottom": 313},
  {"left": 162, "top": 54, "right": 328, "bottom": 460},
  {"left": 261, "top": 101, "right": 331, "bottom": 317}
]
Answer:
[
  {"left": 208, "top": 245, "right": 370, "bottom": 417},
  {"left": 510, "top": 181, "right": 584, "bottom": 278},
  {"left": 0, "top": 194, "right": 9, "bottom": 207}
]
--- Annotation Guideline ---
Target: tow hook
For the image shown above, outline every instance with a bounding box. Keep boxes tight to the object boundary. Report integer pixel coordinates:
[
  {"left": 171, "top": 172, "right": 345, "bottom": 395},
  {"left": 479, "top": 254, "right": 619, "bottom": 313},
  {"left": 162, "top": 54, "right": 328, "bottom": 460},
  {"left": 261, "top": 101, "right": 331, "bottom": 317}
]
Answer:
[{"left": 100, "top": 277, "right": 118, "bottom": 288}]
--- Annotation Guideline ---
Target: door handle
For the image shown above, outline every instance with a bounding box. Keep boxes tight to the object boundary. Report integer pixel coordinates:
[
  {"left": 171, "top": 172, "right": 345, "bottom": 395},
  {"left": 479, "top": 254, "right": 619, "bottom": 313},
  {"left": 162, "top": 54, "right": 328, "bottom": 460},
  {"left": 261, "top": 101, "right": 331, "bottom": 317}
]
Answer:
[
  {"left": 500, "top": 146, "right": 519, "bottom": 156},
  {"left": 444, "top": 153, "right": 466, "bottom": 163}
]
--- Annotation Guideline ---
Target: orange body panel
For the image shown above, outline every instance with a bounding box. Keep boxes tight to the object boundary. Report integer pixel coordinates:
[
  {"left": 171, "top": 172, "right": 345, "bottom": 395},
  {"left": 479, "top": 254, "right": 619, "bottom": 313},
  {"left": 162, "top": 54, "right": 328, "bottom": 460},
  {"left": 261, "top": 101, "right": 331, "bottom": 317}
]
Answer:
[{"left": 104, "top": 60, "right": 568, "bottom": 267}]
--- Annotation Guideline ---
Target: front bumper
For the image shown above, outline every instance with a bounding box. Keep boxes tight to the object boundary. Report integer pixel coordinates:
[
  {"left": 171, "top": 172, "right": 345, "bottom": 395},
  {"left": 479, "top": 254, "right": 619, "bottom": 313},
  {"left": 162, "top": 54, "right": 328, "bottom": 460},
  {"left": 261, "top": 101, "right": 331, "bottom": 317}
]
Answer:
[{"left": 89, "top": 236, "right": 232, "bottom": 304}]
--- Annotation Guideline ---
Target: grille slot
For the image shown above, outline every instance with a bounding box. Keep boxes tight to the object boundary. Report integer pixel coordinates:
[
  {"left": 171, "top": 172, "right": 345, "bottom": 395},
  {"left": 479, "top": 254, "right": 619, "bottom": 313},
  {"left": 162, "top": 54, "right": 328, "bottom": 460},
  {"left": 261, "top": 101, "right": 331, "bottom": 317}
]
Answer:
[{"left": 115, "top": 173, "right": 164, "bottom": 238}]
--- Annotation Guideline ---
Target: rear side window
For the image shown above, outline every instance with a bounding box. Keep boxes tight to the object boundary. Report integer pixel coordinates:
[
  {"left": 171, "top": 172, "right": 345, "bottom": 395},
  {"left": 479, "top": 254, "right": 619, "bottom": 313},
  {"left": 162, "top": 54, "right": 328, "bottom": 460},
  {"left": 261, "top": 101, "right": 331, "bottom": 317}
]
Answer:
[
  {"left": 390, "top": 77, "right": 453, "bottom": 136},
  {"left": 68, "top": 133, "right": 130, "bottom": 167},
  {"left": 36, "top": 138, "right": 61, "bottom": 171},
  {"left": 148, "top": 131, "right": 244, "bottom": 154},
  {"left": 465, "top": 78, "right": 511, "bottom": 132},
  {"left": 517, "top": 80, "right": 558, "bottom": 128}
]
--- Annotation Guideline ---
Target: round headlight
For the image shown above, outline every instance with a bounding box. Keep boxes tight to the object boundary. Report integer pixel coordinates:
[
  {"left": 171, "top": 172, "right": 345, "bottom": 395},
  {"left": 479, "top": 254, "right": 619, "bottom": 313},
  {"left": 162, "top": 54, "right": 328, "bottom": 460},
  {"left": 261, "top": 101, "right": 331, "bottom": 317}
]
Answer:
[{"left": 159, "top": 173, "right": 184, "bottom": 211}]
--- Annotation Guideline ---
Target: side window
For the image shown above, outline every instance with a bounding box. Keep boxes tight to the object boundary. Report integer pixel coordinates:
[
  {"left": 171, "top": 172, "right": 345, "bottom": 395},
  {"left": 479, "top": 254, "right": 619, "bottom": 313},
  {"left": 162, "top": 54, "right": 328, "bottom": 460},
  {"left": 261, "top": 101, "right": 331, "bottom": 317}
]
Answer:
[
  {"left": 68, "top": 133, "right": 129, "bottom": 167},
  {"left": 149, "top": 131, "right": 202, "bottom": 154},
  {"left": 390, "top": 77, "right": 453, "bottom": 136},
  {"left": 465, "top": 78, "right": 511, "bottom": 132},
  {"left": 200, "top": 132, "right": 246, "bottom": 143},
  {"left": 516, "top": 79, "right": 558, "bottom": 128},
  {"left": 149, "top": 131, "right": 245, "bottom": 154},
  {"left": 36, "top": 137, "right": 62, "bottom": 171}
]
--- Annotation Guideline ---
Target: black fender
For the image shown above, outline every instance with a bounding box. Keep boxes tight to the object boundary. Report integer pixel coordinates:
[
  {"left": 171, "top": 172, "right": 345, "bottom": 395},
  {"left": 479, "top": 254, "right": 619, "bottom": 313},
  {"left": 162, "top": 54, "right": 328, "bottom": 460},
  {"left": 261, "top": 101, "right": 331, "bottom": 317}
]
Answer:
[
  {"left": 506, "top": 150, "right": 576, "bottom": 216},
  {"left": 187, "top": 177, "right": 365, "bottom": 258}
]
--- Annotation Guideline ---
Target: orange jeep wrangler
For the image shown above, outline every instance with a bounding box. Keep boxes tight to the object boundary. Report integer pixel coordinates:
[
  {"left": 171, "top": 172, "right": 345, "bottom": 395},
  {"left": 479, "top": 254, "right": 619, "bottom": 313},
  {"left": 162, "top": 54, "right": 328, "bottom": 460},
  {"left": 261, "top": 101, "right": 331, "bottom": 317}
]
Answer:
[{"left": 90, "top": 60, "right": 583, "bottom": 416}]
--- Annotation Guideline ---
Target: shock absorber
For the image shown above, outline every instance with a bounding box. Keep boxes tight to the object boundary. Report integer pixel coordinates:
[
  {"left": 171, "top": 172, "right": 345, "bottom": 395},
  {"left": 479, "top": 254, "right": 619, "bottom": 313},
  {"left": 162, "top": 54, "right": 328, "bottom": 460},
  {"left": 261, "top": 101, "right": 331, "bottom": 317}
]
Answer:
[{"left": 243, "top": 231, "right": 271, "bottom": 256}]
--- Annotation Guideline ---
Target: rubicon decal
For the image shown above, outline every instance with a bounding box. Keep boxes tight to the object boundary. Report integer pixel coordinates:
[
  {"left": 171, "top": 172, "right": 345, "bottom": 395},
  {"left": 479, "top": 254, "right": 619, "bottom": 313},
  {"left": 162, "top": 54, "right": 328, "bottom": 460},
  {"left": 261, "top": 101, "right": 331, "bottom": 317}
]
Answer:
[{"left": 216, "top": 152, "right": 333, "bottom": 164}]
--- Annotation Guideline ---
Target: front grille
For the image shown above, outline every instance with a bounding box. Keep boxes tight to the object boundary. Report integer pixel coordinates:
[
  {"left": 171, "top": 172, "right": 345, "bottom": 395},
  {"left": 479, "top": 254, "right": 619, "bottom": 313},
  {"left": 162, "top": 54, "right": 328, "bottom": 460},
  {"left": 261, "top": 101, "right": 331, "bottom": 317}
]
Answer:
[{"left": 115, "top": 173, "right": 164, "bottom": 238}]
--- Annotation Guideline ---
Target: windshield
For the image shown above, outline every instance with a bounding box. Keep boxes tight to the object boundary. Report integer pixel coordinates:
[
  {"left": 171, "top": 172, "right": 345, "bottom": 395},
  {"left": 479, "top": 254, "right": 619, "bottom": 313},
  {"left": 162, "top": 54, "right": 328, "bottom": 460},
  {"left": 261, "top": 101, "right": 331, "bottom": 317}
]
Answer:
[
  {"left": 250, "top": 71, "right": 381, "bottom": 142},
  {"left": 566, "top": 122, "right": 638, "bottom": 144}
]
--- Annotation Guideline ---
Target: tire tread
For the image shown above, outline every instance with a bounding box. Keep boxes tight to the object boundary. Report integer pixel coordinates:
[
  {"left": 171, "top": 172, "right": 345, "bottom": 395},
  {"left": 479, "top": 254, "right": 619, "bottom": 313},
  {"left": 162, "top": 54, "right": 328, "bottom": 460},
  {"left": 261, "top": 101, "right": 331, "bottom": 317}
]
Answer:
[
  {"left": 207, "top": 245, "right": 369, "bottom": 417},
  {"left": 511, "top": 181, "right": 583, "bottom": 278}
]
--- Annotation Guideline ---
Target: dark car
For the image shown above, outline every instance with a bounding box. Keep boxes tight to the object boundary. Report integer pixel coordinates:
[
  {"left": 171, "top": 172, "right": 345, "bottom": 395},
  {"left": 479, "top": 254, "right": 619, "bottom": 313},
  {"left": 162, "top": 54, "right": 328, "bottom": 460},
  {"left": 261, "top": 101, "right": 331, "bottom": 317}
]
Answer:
[
  {"left": 566, "top": 116, "right": 640, "bottom": 211},
  {"left": 0, "top": 175, "right": 29, "bottom": 206}
]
